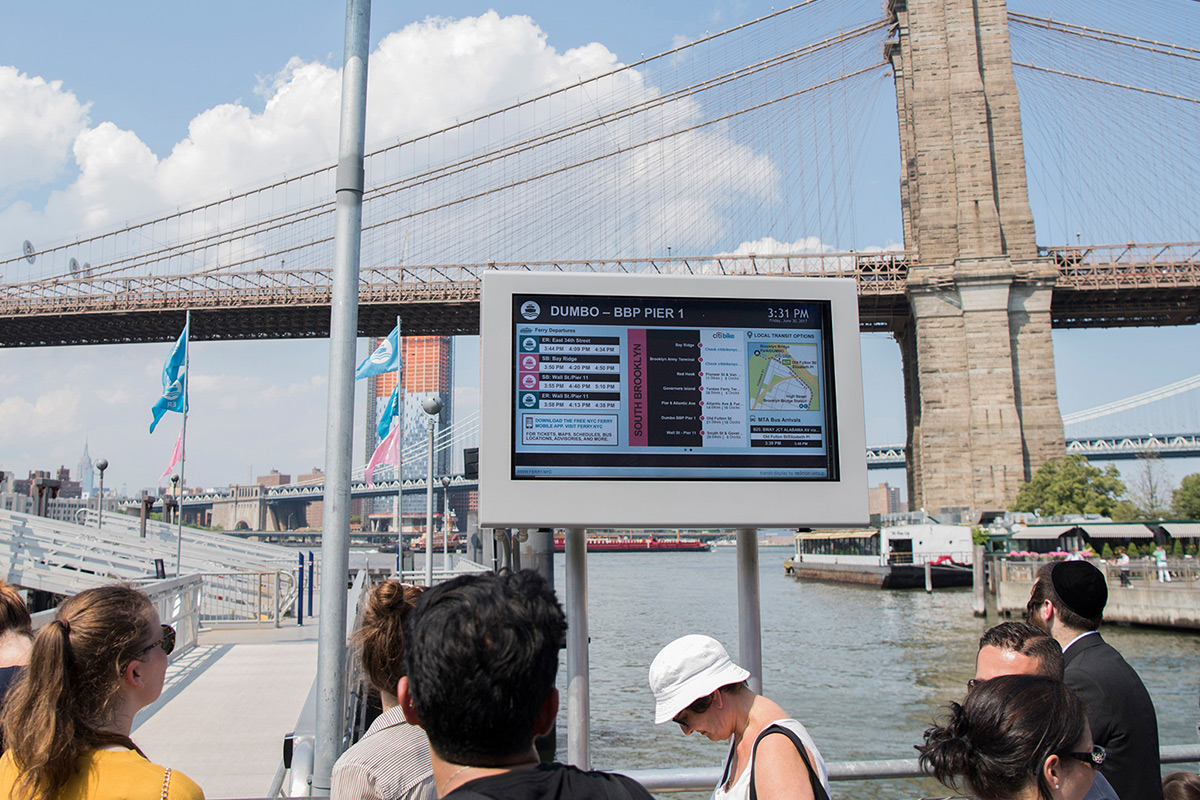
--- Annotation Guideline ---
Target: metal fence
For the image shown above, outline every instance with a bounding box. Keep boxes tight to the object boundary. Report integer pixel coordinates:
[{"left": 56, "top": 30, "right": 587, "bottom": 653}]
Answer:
[
  {"left": 998, "top": 557, "right": 1200, "bottom": 587},
  {"left": 621, "top": 744, "right": 1200, "bottom": 793},
  {"left": 30, "top": 574, "right": 203, "bottom": 660},
  {"left": 198, "top": 570, "right": 297, "bottom": 625}
]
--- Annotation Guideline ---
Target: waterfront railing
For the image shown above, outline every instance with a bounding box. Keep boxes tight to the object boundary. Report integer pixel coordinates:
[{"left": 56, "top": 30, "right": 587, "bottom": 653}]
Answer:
[
  {"left": 197, "top": 570, "right": 296, "bottom": 625},
  {"left": 30, "top": 574, "right": 204, "bottom": 659},
  {"left": 620, "top": 744, "right": 1200, "bottom": 793}
]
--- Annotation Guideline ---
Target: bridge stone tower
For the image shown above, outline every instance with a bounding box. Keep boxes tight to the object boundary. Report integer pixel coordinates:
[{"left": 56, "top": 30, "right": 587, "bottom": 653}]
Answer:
[{"left": 885, "top": 0, "right": 1065, "bottom": 512}]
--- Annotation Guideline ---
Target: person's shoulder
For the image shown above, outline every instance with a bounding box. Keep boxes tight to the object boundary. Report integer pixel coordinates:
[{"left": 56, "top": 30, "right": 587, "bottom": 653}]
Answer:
[
  {"left": 84, "top": 751, "right": 204, "bottom": 800},
  {"left": 564, "top": 766, "right": 654, "bottom": 800},
  {"left": 166, "top": 768, "right": 205, "bottom": 800}
]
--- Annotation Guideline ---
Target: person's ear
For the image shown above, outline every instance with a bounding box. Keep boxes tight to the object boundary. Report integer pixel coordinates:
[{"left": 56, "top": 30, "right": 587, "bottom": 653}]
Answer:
[
  {"left": 712, "top": 689, "right": 725, "bottom": 709},
  {"left": 397, "top": 677, "right": 423, "bottom": 728},
  {"left": 122, "top": 659, "right": 144, "bottom": 689},
  {"left": 534, "top": 688, "right": 559, "bottom": 736},
  {"left": 1042, "top": 753, "right": 1064, "bottom": 795}
]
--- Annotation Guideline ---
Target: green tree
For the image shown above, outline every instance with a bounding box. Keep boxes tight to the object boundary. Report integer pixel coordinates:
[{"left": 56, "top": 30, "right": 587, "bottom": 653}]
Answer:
[
  {"left": 1111, "top": 500, "right": 1142, "bottom": 522},
  {"left": 1101, "top": 542, "right": 1114, "bottom": 559},
  {"left": 1172, "top": 539, "right": 1184, "bottom": 557},
  {"left": 1126, "top": 542, "right": 1140, "bottom": 558},
  {"left": 1010, "top": 455, "right": 1125, "bottom": 517},
  {"left": 1173, "top": 473, "right": 1200, "bottom": 518}
]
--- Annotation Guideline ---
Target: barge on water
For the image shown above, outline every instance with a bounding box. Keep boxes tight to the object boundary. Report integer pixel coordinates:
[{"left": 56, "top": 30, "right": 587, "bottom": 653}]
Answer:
[
  {"left": 552, "top": 533, "right": 712, "bottom": 553},
  {"left": 786, "top": 523, "right": 974, "bottom": 589}
]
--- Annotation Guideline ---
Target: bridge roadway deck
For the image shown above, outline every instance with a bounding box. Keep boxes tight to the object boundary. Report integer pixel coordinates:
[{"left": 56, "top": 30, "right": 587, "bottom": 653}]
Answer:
[
  {"left": 2, "top": 244, "right": 1197, "bottom": 346},
  {"left": 131, "top": 621, "right": 319, "bottom": 799}
]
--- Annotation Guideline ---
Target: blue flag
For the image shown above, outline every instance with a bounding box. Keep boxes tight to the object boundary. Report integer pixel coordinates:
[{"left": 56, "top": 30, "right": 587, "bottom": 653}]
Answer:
[
  {"left": 355, "top": 327, "right": 400, "bottom": 380},
  {"left": 150, "top": 320, "right": 189, "bottom": 433},
  {"left": 377, "top": 382, "right": 400, "bottom": 440}
]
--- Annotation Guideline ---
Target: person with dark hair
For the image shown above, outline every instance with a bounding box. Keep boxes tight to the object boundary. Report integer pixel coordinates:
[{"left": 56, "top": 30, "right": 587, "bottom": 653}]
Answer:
[
  {"left": 649, "top": 635, "right": 830, "bottom": 800},
  {"left": 398, "top": 570, "right": 652, "bottom": 800},
  {"left": 0, "top": 584, "right": 203, "bottom": 800},
  {"left": 919, "top": 674, "right": 1101, "bottom": 800},
  {"left": 332, "top": 581, "right": 434, "bottom": 800},
  {"left": 1163, "top": 773, "right": 1200, "bottom": 800},
  {"left": 1026, "top": 561, "right": 1162, "bottom": 800},
  {"left": 970, "top": 622, "right": 1118, "bottom": 800},
  {"left": 973, "top": 622, "right": 1063, "bottom": 684},
  {"left": 0, "top": 580, "right": 34, "bottom": 713}
]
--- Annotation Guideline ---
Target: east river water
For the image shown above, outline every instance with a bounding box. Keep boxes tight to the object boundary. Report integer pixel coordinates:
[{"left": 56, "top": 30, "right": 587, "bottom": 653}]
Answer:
[{"left": 541, "top": 546, "right": 1199, "bottom": 799}]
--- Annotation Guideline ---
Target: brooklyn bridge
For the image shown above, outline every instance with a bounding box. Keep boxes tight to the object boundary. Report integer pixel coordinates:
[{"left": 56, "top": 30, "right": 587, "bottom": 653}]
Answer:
[{"left": 1, "top": 0, "right": 1197, "bottom": 512}]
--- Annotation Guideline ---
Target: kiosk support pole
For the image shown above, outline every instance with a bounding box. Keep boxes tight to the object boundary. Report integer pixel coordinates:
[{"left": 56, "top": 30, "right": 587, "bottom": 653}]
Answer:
[
  {"left": 737, "top": 527, "right": 763, "bottom": 694},
  {"left": 565, "top": 527, "right": 590, "bottom": 769}
]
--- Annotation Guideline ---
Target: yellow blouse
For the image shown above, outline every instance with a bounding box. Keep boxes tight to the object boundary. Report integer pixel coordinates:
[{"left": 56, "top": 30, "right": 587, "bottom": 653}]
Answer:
[{"left": 0, "top": 748, "right": 204, "bottom": 800}]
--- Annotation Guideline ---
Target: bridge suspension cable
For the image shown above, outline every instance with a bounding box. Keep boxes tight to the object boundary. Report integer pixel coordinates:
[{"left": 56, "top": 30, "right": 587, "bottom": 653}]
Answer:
[
  {"left": 1010, "top": 0, "right": 1200, "bottom": 247},
  {"left": 3, "top": 0, "right": 894, "bottom": 288}
]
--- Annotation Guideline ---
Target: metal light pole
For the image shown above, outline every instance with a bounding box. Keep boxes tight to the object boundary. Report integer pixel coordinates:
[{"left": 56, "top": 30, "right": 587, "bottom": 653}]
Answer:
[
  {"left": 95, "top": 459, "right": 108, "bottom": 529},
  {"left": 313, "top": 0, "right": 372, "bottom": 788},
  {"left": 441, "top": 475, "right": 451, "bottom": 570},
  {"left": 171, "top": 474, "right": 182, "bottom": 576},
  {"left": 421, "top": 396, "right": 442, "bottom": 586}
]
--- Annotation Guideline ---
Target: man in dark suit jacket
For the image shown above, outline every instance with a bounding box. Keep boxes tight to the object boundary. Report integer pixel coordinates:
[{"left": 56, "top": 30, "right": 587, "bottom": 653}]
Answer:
[{"left": 1027, "top": 561, "right": 1163, "bottom": 800}]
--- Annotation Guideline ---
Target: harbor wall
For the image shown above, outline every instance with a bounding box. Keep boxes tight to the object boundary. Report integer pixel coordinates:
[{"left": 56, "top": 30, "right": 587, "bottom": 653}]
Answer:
[{"left": 997, "top": 571, "right": 1200, "bottom": 630}]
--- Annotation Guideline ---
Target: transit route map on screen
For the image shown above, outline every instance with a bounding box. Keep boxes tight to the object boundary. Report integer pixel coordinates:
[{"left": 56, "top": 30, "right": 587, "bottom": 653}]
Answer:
[{"left": 511, "top": 293, "right": 839, "bottom": 481}]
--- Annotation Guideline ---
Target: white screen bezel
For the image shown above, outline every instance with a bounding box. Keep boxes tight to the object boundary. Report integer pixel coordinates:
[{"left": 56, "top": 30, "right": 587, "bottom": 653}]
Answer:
[{"left": 479, "top": 271, "right": 867, "bottom": 528}]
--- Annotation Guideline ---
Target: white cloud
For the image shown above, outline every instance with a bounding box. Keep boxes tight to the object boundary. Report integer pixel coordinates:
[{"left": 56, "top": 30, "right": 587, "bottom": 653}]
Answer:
[
  {"left": 0, "top": 389, "right": 82, "bottom": 444},
  {"left": 0, "top": 67, "right": 90, "bottom": 198},
  {"left": 0, "top": 13, "right": 787, "bottom": 488}
]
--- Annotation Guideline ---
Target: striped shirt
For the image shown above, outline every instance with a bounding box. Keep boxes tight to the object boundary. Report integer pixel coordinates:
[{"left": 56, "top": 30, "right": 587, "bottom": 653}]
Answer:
[{"left": 331, "top": 706, "right": 436, "bottom": 800}]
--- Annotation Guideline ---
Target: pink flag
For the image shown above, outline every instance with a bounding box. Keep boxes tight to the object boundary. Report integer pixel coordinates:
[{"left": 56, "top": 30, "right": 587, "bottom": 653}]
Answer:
[
  {"left": 365, "top": 423, "right": 401, "bottom": 485},
  {"left": 160, "top": 428, "right": 184, "bottom": 482}
]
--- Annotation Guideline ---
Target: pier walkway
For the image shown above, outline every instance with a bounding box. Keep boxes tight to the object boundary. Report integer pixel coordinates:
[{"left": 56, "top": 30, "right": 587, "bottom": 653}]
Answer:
[{"left": 131, "top": 622, "right": 319, "bottom": 799}]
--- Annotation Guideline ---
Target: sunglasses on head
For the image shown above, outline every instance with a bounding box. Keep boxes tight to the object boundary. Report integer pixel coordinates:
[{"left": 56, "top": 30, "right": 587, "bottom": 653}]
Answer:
[
  {"left": 138, "top": 624, "right": 176, "bottom": 657},
  {"left": 1061, "top": 745, "right": 1106, "bottom": 769}
]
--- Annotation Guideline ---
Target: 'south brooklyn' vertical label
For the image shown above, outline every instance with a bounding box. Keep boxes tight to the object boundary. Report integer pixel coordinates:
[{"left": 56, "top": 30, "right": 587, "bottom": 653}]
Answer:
[{"left": 645, "top": 329, "right": 701, "bottom": 447}]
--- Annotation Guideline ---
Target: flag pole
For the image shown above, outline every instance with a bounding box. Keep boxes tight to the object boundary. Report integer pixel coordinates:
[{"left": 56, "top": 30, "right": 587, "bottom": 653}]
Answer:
[
  {"left": 176, "top": 309, "right": 190, "bottom": 578},
  {"left": 394, "top": 314, "right": 402, "bottom": 574}
]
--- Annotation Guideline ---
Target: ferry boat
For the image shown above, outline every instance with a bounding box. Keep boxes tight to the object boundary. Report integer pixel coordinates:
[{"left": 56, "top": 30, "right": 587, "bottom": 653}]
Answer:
[
  {"left": 786, "top": 523, "right": 974, "bottom": 588},
  {"left": 552, "top": 533, "right": 712, "bottom": 553}
]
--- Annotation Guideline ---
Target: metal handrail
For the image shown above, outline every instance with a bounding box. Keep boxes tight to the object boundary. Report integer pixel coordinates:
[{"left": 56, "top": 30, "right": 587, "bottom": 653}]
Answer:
[{"left": 621, "top": 744, "right": 1200, "bottom": 792}]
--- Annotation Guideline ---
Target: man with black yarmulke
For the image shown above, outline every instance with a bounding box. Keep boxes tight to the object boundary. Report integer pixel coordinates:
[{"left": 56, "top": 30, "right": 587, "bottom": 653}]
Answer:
[{"left": 1026, "top": 560, "right": 1163, "bottom": 800}]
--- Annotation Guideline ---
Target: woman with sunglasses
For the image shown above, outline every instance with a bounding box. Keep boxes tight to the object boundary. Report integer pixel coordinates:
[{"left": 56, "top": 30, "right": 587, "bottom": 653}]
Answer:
[
  {"left": 919, "top": 674, "right": 1101, "bottom": 800},
  {"left": 0, "top": 584, "right": 203, "bottom": 800}
]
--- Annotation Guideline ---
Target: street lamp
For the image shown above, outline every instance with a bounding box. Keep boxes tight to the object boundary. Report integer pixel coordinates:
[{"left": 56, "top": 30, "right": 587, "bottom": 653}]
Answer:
[
  {"left": 171, "top": 474, "right": 182, "bottom": 576},
  {"left": 421, "top": 396, "right": 443, "bottom": 587},
  {"left": 95, "top": 458, "right": 108, "bottom": 529},
  {"left": 441, "top": 475, "right": 452, "bottom": 570}
]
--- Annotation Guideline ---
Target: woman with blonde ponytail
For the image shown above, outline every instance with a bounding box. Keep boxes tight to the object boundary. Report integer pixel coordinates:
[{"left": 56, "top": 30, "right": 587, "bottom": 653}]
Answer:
[
  {"left": 0, "top": 584, "right": 204, "bottom": 800},
  {"left": 918, "top": 675, "right": 1100, "bottom": 800}
]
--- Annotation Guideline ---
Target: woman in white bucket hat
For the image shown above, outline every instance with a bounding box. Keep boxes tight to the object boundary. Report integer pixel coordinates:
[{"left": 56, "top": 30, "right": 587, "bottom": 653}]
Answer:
[{"left": 650, "top": 635, "right": 830, "bottom": 800}]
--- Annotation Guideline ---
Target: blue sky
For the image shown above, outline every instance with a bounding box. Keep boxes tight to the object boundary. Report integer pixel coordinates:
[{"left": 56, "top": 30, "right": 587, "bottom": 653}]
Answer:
[{"left": 0, "top": 1, "right": 1196, "bottom": 500}]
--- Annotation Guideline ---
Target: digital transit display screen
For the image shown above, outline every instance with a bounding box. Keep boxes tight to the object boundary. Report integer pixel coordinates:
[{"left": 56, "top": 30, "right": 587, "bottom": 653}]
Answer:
[{"left": 509, "top": 293, "right": 840, "bottom": 481}]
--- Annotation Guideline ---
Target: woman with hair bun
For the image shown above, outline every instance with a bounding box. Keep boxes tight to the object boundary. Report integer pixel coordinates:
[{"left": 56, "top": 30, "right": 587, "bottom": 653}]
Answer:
[
  {"left": 918, "top": 674, "right": 1101, "bottom": 800},
  {"left": 0, "top": 584, "right": 203, "bottom": 800},
  {"left": 331, "top": 581, "right": 434, "bottom": 800}
]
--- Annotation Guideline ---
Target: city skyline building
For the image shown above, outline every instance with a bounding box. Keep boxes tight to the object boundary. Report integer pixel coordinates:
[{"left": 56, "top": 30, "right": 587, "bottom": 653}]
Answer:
[
  {"left": 78, "top": 441, "right": 94, "bottom": 497},
  {"left": 365, "top": 335, "right": 453, "bottom": 483}
]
